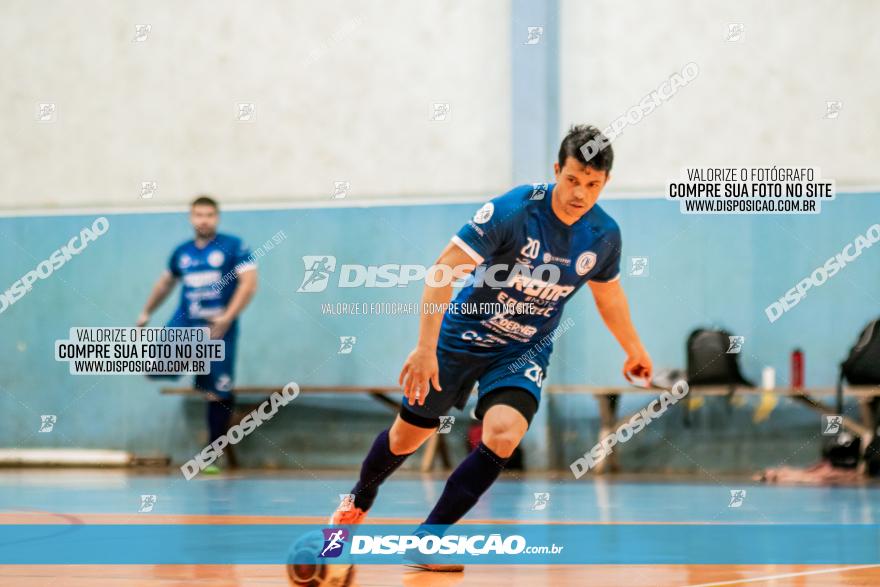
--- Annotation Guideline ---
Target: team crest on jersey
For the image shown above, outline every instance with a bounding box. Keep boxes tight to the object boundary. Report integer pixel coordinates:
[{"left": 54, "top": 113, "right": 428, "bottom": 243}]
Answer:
[
  {"left": 473, "top": 202, "right": 494, "bottom": 224},
  {"left": 575, "top": 251, "right": 597, "bottom": 276},
  {"left": 207, "top": 250, "right": 225, "bottom": 268}
]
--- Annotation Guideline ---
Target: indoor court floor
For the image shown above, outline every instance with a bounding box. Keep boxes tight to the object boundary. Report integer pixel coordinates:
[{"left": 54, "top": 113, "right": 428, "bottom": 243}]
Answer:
[{"left": 1, "top": 469, "right": 878, "bottom": 586}]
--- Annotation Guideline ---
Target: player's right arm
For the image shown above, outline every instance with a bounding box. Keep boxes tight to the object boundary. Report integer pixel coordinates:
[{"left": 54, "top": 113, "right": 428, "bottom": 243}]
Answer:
[
  {"left": 399, "top": 189, "right": 526, "bottom": 406},
  {"left": 398, "top": 241, "right": 476, "bottom": 406},
  {"left": 137, "top": 270, "right": 178, "bottom": 326}
]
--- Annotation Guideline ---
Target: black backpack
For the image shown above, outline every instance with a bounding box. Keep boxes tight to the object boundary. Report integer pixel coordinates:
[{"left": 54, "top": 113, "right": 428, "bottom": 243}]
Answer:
[
  {"left": 686, "top": 328, "right": 754, "bottom": 387},
  {"left": 840, "top": 318, "right": 880, "bottom": 388},
  {"left": 864, "top": 436, "right": 880, "bottom": 477},
  {"left": 825, "top": 318, "right": 880, "bottom": 471}
]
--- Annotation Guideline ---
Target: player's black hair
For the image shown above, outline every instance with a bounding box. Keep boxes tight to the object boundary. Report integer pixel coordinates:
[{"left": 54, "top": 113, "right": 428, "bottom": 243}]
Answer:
[
  {"left": 190, "top": 195, "right": 219, "bottom": 210},
  {"left": 558, "top": 124, "right": 613, "bottom": 173}
]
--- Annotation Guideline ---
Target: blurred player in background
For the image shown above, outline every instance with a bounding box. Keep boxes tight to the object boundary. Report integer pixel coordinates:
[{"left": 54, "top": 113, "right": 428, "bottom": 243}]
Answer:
[
  {"left": 138, "top": 196, "right": 257, "bottom": 473},
  {"left": 331, "top": 125, "right": 652, "bottom": 570}
]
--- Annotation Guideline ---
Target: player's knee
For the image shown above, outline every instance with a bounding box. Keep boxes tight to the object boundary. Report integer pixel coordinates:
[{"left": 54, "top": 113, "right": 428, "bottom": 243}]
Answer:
[
  {"left": 389, "top": 420, "right": 431, "bottom": 455},
  {"left": 482, "top": 428, "right": 522, "bottom": 459}
]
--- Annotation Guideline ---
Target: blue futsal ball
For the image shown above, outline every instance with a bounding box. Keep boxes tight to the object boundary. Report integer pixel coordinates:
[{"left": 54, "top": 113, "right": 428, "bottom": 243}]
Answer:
[{"left": 286, "top": 529, "right": 355, "bottom": 587}]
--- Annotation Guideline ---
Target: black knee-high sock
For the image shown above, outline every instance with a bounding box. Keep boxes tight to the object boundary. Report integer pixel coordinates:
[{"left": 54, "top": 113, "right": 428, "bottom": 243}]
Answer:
[
  {"left": 423, "top": 442, "right": 509, "bottom": 526},
  {"left": 207, "top": 399, "right": 235, "bottom": 445},
  {"left": 351, "top": 429, "right": 413, "bottom": 511}
]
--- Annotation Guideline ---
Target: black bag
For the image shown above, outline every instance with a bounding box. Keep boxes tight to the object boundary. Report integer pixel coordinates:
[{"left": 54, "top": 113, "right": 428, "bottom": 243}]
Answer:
[
  {"left": 686, "top": 328, "right": 754, "bottom": 387},
  {"left": 825, "top": 319, "right": 880, "bottom": 469},
  {"left": 864, "top": 435, "right": 880, "bottom": 477},
  {"left": 840, "top": 318, "right": 880, "bottom": 386},
  {"left": 822, "top": 431, "right": 862, "bottom": 469}
]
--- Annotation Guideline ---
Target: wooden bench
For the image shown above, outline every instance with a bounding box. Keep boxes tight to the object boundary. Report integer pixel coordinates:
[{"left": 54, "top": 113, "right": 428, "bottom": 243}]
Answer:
[
  {"left": 546, "top": 384, "right": 880, "bottom": 473},
  {"left": 160, "top": 385, "right": 452, "bottom": 472}
]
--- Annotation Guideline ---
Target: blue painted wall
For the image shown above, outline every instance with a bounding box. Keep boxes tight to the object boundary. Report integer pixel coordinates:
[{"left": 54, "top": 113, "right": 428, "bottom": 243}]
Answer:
[{"left": 1, "top": 193, "right": 877, "bottom": 472}]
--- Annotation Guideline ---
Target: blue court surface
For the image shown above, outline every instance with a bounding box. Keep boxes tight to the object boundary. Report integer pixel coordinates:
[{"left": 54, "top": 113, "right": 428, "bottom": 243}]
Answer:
[
  {"left": 2, "top": 470, "right": 879, "bottom": 524},
  {"left": 2, "top": 470, "right": 880, "bottom": 586}
]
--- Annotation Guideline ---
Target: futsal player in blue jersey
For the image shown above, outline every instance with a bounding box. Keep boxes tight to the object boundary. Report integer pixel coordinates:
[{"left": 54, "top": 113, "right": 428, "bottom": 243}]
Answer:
[
  {"left": 138, "top": 196, "right": 258, "bottom": 472},
  {"left": 331, "top": 125, "right": 652, "bottom": 570}
]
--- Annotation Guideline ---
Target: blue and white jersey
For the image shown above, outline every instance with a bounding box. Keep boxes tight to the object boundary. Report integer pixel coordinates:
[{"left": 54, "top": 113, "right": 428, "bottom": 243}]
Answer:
[
  {"left": 440, "top": 183, "right": 621, "bottom": 355},
  {"left": 168, "top": 233, "right": 254, "bottom": 321}
]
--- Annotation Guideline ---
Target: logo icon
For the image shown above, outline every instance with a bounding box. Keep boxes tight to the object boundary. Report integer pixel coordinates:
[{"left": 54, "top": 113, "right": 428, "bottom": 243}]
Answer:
[
  {"left": 437, "top": 416, "right": 455, "bottom": 434},
  {"left": 727, "top": 336, "right": 745, "bottom": 354},
  {"left": 473, "top": 202, "right": 494, "bottom": 224},
  {"left": 332, "top": 181, "right": 350, "bottom": 199},
  {"left": 237, "top": 103, "right": 256, "bottom": 122},
  {"left": 297, "top": 256, "right": 337, "bottom": 292},
  {"left": 822, "top": 414, "right": 843, "bottom": 435},
  {"left": 319, "top": 528, "right": 349, "bottom": 558},
  {"left": 133, "top": 24, "right": 152, "bottom": 42},
  {"left": 531, "top": 492, "right": 550, "bottom": 510},
  {"left": 139, "top": 494, "right": 157, "bottom": 513},
  {"left": 338, "top": 336, "right": 357, "bottom": 354},
  {"left": 207, "top": 250, "right": 225, "bottom": 268},
  {"left": 36, "top": 103, "right": 57, "bottom": 122},
  {"left": 529, "top": 183, "right": 547, "bottom": 200},
  {"left": 338, "top": 493, "right": 355, "bottom": 512},
  {"left": 524, "top": 26, "right": 544, "bottom": 45},
  {"left": 628, "top": 256, "right": 649, "bottom": 277},
  {"left": 140, "top": 181, "right": 158, "bottom": 199},
  {"left": 575, "top": 251, "right": 598, "bottom": 276},
  {"left": 215, "top": 374, "right": 233, "bottom": 392},
  {"left": 430, "top": 102, "right": 451, "bottom": 121},
  {"left": 824, "top": 101, "right": 842, "bottom": 119},
  {"left": 726, "top": 23, "right": 744, "bottom": 42},
  {"left": 39, "top": 415, "right": 57, "bottom": 433},
  {"left": 728, "top": 489, "right": 746, "bottom": 508}
]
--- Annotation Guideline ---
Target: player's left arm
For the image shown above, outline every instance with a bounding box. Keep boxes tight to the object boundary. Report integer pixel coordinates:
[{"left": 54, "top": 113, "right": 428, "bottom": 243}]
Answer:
[
  {"left": 210, "top": 267, "right": 257, "bottom": 339},
  {"left": 588, "top": 279, "right": 653, "bottom": 385}
]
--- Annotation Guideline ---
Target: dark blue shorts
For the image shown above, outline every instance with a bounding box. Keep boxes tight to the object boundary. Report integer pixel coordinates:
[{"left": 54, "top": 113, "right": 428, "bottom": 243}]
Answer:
[
  {"left": 146, "top": 314, "right": 238, "bottom": 400},
  {"left": 401, "top": 344, "right": 549, "bottom": 421}
]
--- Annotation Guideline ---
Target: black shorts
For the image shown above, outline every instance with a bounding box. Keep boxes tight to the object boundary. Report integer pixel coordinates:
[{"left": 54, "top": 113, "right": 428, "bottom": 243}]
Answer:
[{"left": 400, "top": 386, "right": 538, "bottom": 429}]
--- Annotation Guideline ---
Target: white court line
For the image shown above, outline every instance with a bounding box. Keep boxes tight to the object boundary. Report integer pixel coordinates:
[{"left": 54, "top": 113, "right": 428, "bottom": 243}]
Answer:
[{"left": 683, "top": 564, "right": 880, "bottom": 587}]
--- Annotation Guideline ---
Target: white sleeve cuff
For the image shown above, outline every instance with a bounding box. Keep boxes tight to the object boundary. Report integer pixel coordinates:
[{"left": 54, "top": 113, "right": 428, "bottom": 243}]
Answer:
[
  {"left": 234, "top": 262, "right": 257, "bottom": 275},
  {"left": 451, "top": 235, "right": 485, "bottom": 264}
]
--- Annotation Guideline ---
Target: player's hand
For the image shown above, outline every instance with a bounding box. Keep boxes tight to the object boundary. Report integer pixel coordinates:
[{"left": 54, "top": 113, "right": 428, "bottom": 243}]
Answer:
[
  {"left": 209, "top": 314, "right": 232, "bottom": 339},
  {"left": 398, "top": 346, "right": 441, "bottom": 406},
  {"left": 623, "top": 352, "right": 653, "bottom": 387},
  {"left": 136, "top": 311, "right": 150, "bottom": 327}
]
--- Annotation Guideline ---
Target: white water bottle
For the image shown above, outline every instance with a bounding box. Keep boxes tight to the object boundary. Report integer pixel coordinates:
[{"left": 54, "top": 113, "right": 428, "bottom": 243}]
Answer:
[{"left": 761, "top": 366, "right": 776, "bottom": 391}]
